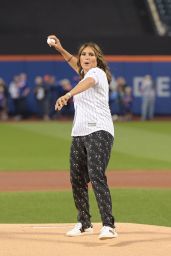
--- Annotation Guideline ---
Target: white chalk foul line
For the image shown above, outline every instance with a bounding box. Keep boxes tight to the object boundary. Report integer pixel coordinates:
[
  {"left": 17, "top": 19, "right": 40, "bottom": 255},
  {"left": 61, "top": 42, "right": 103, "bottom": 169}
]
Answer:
[{"left": 29, "top": 225, "right": 73, "bottom": 229}]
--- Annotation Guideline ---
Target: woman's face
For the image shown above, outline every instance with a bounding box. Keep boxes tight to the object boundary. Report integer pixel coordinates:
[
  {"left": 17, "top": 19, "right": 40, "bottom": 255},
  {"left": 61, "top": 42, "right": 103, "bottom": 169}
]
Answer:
[{"left": 80, "top": 46, "right": 97, "bottom": 73}]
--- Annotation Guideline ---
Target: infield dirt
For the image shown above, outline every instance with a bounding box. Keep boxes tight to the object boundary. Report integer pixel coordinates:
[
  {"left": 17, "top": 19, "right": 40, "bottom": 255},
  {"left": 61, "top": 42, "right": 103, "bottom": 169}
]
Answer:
[
  {"left": 0, "top": 223, "right": 171, "bottom": 256},
  {"left": 0, "top": 170, "right": 170, "bottom": 191}
]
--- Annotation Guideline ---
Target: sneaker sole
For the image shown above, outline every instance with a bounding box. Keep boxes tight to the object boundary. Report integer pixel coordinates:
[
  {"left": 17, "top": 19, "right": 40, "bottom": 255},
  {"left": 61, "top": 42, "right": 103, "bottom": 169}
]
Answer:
[
  {"left": 99, "top": 233, "right": 118, "bottom": 240},
  {"left": 99, "top": 236, "right": 117, "bottom": 240},
  {"left": 66, "top": 230, "right": 94, "bottom": 237}
]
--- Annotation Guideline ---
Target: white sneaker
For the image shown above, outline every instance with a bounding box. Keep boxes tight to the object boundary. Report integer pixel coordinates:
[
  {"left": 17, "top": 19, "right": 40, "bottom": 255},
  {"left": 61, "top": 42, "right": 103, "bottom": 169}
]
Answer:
[
  {"left": 66, "top": 223, "right": 93, "bottom": 237},
  {"left": 98, "top": 226, "right": 118, "bottom": 240}
]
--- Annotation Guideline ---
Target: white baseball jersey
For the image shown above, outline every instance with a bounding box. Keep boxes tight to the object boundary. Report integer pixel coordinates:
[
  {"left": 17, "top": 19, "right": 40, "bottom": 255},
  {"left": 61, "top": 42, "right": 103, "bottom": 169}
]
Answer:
[{"left": 71, "top": 67, "right": 114, "bottom": 137}]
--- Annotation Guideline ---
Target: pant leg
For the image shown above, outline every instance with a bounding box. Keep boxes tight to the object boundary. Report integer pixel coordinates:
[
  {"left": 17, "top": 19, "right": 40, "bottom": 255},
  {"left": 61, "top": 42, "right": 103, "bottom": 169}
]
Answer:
[
  {"left": 84, "top": 130, "right": 115, "bottom": 228},
  {"left": 70, "top": 136, "right": 91, "bottom": 229},
  {"left": 148, "top": 97, "right": 155, "bottom": 120},
  {"left": 141, "top": 97, "right": 148, "bottom": 120}
]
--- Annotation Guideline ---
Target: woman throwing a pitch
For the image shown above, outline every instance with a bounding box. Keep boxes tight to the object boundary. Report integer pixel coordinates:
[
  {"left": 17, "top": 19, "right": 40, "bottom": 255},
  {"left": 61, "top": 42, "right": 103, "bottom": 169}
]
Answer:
[{"left": 47, "top": 35, "right": 117, "bottom": 240}]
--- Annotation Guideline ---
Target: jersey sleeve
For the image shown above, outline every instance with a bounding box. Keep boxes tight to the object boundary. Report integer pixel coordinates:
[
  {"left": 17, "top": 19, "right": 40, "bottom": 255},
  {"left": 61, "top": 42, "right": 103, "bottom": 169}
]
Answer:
[{"left": 85, "top": 68, "right": 99, "bottom": 84}]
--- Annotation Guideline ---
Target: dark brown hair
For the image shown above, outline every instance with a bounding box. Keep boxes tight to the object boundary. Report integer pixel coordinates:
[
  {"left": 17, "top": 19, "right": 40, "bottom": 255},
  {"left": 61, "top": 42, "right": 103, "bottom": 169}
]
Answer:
[{"left": 77, "top": 42, "right": 112, "bottom": 84}]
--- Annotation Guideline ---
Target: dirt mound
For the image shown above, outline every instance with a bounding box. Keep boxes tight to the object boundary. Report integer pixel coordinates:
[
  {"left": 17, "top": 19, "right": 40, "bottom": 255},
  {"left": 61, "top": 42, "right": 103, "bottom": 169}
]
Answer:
[{"left": 0, "top": 223, "right": 171, "bottom": 256}]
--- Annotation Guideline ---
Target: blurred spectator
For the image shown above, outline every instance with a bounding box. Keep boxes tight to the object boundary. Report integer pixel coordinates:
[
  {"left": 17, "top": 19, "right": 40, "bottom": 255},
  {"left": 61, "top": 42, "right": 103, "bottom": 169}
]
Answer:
[
  {"left": 0, "top": 78, "right": 8, "bottom": 120},
  {"left": 109, "top": 75, "right": 117, "bottom": 91},
  {"left": 9, "top": 75, "right": 20, "bottom": 117},
  {"left": 123, "top": 86, "right": 133, "bottom": 121},
  {"left": 109, "top": 76, "right": 118, "bottom": 116},
  {"left": 9, "top": 73, "right": 30, "bottom": 120},
  {"left": 33, "top": 75, "right": 75, "bottom": 120},
  {"left": 34, "top": 75, "right": 50, "bottom": 120},
  {"left": 59, "top": 79, "right": 74, "bottom": 117},
  {"left": 17, "top": 73, "right": 30, "bottom": 119},
  {"left": 47, "top": 75, "right": 62, "bottom": 119},
  {"left": 141, "top": 75, "right": 156, "bottom": 121},
  {"left": 109, "top": 76, "right": 133, "bottom": 121},
  {"left": 115, "top": 77, "right": 127, "bottom": 120}
]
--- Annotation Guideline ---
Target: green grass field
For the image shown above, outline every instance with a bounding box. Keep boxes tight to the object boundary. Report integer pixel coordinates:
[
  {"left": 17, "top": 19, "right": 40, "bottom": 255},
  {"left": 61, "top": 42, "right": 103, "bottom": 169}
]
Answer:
[
  {"left": 0, "top": 121, "right": 171, "bottom": 226},
  {"left": 0, "top": 121, "right": 171, "bottom": 171},
  {"left": 0, "top": 188, "right": 170, "bottom": 227}
]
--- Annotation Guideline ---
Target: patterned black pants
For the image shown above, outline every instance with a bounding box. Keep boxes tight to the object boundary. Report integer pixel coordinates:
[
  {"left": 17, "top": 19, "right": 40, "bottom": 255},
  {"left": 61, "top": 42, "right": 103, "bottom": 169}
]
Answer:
[{"left": 70, "top": 130, "right": 115, "bottom": 229}]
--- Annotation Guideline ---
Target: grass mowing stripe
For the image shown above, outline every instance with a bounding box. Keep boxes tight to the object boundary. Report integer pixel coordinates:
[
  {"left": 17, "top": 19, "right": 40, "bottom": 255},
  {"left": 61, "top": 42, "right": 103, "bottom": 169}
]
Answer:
[
  {"left": 108, "top": 151, "right": 171, "bottom": 170},
  {"left": 0, "top": 124, "right": 70, "bottom": 170},
  {"left": 119, "top": 121, "right": 171, "bottom": 135},
  {"left": 114, "top": 125, "right": 171, "bottom": 162},
  {"left": 0, "top": 121, "right": 171, "bottom": 171},
  {"left": 0, "top": 188, "right": 170, "bottom": 227},
  {"left": 9, "top": 122, "right": 72, "bottom": 141}
]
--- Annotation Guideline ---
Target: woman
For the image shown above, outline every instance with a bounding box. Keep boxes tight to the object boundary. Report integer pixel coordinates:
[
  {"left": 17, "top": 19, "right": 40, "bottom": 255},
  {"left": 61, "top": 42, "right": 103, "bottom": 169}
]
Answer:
[{"left": 47, "top": 35, "right": 117, "bottom": 240}]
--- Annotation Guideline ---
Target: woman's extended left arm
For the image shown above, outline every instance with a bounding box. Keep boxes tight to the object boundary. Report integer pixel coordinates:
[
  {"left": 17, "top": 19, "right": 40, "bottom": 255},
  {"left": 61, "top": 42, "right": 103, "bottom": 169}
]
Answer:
[{"left": 55, "top": 77, "right": 95, "bottom": 111}]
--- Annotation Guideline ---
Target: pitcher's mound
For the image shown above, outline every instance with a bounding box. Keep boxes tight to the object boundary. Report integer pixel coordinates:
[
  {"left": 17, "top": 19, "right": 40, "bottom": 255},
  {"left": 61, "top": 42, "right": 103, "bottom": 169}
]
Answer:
[{"left": 0, "top": 223, "right": 171, "bottom": 256}]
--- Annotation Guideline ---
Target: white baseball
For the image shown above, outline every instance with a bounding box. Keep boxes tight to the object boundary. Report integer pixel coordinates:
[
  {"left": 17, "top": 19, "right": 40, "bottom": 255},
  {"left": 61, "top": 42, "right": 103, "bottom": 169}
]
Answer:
[{"left": 47, "top": 38, "right": 55, "bottom": 46}]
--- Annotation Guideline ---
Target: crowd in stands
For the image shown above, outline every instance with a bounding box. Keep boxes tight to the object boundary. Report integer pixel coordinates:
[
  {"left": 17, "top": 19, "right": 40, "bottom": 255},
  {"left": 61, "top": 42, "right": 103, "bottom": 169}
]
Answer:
[
  {"left": 33, "top": 74, "right": 74, "bottom": 120},
  {"left": 0, "top": 73, "right": 75, "bottom": 121},
  {"left": 8, "top": 73, "right": 30, "bottom": 120},
  {"left": 0, "top": 77, "right": 8, "bottom": 120},
  {"left": 109, "top": 76, "right": 133, "bottom": 121},
  {"left": 0, "top": 73, "right": 156, "bottom": 122}
]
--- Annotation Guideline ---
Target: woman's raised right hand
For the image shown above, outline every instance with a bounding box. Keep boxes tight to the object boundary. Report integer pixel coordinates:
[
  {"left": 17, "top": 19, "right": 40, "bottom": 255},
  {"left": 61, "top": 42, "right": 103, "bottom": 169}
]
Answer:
[{"left": 47, "top": 35, "right": 63, "bottom": 51}]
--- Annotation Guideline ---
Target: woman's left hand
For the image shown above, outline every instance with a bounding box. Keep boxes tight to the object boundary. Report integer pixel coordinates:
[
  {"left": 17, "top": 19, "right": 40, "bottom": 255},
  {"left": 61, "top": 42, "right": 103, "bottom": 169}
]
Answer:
[{"left": 55, "top": 94, "right": 70, "bottom": 111}]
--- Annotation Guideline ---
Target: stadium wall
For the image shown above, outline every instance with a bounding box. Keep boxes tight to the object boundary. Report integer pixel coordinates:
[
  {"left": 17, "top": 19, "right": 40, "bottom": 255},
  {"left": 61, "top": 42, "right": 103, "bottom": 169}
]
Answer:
[{"left": 0, "top": 55, "right": 171, "bottom": 115}]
